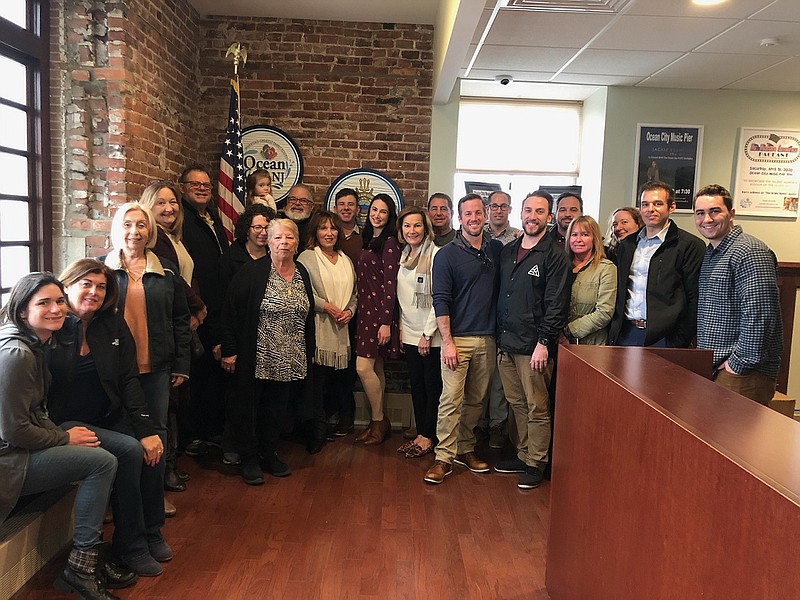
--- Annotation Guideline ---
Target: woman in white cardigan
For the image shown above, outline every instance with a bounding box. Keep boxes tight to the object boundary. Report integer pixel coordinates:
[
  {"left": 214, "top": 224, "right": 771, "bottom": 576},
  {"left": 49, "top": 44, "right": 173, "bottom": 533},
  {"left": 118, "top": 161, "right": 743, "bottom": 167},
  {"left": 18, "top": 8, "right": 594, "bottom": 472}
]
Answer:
[
  {"left": 395, "top": 207, "right": 441, "bottom": 458},
  {"left": 297, "top": 211, "right": 357, "bottom": 453}
]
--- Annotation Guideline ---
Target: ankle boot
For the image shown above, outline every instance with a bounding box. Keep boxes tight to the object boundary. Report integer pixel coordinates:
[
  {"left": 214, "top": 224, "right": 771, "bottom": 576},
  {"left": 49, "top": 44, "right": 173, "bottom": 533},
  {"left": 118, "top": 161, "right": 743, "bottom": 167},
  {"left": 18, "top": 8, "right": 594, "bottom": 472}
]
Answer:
[
  {"left": 364, "top": 416, "right": 391, "bottom": 445},
  {"left": 54, "top": 564, "right": 119, "bottom": 599},
  {"left": 164, "top": 425, "right": 186, "bottom": 492},
  {"left": 354, "top": 421, "right": 374, "bottom": 443}
]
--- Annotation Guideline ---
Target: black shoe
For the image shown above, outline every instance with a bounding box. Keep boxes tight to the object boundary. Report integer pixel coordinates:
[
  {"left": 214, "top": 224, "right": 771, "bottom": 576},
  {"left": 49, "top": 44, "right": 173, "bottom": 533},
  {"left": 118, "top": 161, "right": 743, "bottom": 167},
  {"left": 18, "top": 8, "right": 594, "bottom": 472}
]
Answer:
[
  {"left": 54, "top": 565, "right": 120, "bottom": 599},
  {"left": 241, "top": 462, "right": 264, "bottom": 486},
  {"left": 488, "top": 425, "right": 506, "bottom": 449},
  {"left": 164, "top": 467, "right": 186, "bottom": 492},
  {"left": 176, "top": 466, "right": 190, "bottom": 481},
  {"left": 307, "top": 436, "right": 326, "bottom": 455},
  {"left": 262, "top": 453, "right": 291, "bottom": 477},
  {"left": 518, "top": 466, "right": 544, "bottom": 489},
  {"left": 473, "top": 426, "right": 489, "bottom": 444},
  {"left": 494, "top": 456, "right": 527, "bottom": 474},
  {"left": 184, "top": 439, "right": 208, "bottom": 457},
  {"left": 98, "top": 557, "right": 138, "bottom": 589},
  {"left": 333, "top": 418, "right": 354, "bottom": 437}
]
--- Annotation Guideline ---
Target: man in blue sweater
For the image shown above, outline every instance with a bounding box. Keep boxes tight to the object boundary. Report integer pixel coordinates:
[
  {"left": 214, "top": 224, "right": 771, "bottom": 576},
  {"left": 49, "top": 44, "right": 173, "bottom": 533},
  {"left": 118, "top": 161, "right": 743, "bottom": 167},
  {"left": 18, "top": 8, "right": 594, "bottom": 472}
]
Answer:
[{"left": 424, "top": 194, "right": 502, "bottom": 485}]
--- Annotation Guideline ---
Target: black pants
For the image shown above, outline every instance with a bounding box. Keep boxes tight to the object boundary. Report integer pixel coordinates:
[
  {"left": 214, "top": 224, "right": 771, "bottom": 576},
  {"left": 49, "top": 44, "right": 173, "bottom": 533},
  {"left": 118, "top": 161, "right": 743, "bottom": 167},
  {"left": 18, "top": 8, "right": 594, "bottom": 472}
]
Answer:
[
  {"left": 402, "top": 344, "right": 442, "bottom": 442},
  {"left": 232, "top": 379, "right": 292, "bottom": 465},
  {"left": 182, "top": 323, "right": 226, "bottom": 444}
]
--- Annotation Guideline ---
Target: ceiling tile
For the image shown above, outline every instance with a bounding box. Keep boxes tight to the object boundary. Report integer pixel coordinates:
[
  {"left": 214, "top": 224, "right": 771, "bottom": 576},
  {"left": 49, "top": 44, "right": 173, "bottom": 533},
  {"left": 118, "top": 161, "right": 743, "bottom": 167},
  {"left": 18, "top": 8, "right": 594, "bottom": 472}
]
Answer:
[
  {"left": 725, "top": 56, "right": 800, "bottom": 84},
  {"left": 636, "top": 76, "right": 736, "bottom": 89},
  {"left": 464, "top": 68, "right": 559, "bottom": 82},
  {"left": 626, "top": 0, "right": 775, "bottom": 19},
  {"left": 750, "top": 0, "right": 800, "bottom": 23},
  {"left": 563, "top": 49, "right": 683, "bottom": 76},
  {"left": 652, "top": 52, "right": 788, "bottom": 80},
  {"left": 472, "top": 44, "right": 580, "bottom": 72},
  {"left": 591, "top": 15, "right": 739, "bottom": 52},
  {"left": 552, "top": 73, "right": 645, "bottom": 85},
  {"left": 483, "top": 10, "right": 615, "bottom": 47},
  {"left": 696, "top": 19, "right": 800, "bottom": 55}
]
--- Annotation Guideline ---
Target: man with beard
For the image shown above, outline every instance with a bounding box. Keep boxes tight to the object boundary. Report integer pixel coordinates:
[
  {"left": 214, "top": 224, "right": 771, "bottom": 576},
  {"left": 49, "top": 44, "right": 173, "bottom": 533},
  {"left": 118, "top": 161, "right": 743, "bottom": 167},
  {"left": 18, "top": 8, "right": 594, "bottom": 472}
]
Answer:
[
  {"left": 427, "top": 192, "right": 456, "bottom": 247},
  {"left": 548, "top": 192, "right": 582, "bottom": 249},
  {"left": 280, "top": 184, "right": 316, "bottom": 248},
  {"left": 179, "top": 164, "right": 229, "bottom": 458},
  {"left": 424, "top": 194, "right": 502, "bottom": 485},
  {"left": 494, "top": 191, "right": 570, "bottom": 489}
]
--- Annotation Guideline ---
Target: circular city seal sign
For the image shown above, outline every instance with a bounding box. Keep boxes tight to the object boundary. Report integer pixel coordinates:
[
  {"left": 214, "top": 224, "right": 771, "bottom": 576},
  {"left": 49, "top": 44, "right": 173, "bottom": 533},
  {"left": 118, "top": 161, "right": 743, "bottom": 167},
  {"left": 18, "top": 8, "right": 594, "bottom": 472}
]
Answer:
[
  {"left": 324, "top": 168, "right": 404, "bottom": 229},
  {"left": 241, "top": 125, "right": 304, "bottom": 204}
]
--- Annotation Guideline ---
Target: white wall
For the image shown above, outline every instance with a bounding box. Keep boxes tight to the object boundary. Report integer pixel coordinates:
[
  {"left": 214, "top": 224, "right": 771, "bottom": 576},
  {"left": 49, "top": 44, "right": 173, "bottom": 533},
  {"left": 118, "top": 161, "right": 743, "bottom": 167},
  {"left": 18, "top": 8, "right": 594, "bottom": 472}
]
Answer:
[{"left": 428, "top": 83, "right": 800, "bottom": 402}]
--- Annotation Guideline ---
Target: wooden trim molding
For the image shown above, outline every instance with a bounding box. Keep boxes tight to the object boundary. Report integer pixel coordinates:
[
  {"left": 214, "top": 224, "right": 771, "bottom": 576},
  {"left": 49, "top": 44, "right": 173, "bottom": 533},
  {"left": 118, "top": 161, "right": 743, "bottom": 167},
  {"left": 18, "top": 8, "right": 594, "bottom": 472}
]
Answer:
[{"left": 777, "top": 262, "right": 800, "bottom": 394}]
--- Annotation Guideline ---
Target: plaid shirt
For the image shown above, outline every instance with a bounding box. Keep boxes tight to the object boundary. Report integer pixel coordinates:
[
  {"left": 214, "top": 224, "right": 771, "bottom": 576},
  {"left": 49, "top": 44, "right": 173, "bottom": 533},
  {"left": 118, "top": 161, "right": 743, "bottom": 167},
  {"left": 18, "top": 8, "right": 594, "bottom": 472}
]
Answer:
[{"left": 697, "top": 225, "right": 782, "bottom": 377}]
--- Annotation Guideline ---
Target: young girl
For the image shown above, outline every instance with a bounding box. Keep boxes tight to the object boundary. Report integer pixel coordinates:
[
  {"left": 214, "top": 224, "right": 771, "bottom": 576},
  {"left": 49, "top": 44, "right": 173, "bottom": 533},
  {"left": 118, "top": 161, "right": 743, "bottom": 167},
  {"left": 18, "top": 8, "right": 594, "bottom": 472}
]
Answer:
[{"left": 246, "top": 169, "right": 276, "bottom": 211}]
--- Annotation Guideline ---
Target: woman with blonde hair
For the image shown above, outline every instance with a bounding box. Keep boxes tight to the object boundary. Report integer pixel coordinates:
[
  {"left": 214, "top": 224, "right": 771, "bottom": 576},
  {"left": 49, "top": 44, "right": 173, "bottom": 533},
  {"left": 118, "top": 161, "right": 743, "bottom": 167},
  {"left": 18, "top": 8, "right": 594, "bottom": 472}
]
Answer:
[
  {"left": 103, "top": 202, "right": 191, "bottom": 574},
  {"left": 564, "top": 215, "right": 617, "bottom": 346}
]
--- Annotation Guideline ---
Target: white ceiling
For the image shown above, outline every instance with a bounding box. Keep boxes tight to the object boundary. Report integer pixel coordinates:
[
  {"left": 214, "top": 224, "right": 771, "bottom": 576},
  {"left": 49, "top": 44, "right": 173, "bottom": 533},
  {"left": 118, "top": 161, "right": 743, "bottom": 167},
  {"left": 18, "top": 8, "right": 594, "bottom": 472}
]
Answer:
[{"left": 189, "top": 0, "right": 800, "bottom": 100}]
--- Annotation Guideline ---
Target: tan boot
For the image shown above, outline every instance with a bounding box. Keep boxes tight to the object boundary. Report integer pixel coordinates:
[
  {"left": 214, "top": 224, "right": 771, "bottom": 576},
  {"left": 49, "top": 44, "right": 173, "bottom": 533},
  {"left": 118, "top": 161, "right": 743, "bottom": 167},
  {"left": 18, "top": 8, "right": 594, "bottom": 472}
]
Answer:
[{"left": 164, "top": 498, "right": 177, "bottom": 518}]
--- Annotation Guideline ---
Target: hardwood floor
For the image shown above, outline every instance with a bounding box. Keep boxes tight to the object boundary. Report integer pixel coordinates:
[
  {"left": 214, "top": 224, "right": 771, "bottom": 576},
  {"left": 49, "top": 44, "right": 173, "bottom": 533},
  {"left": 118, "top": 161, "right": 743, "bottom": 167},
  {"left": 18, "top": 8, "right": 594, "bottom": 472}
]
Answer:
[{"left": 14, "top": 433, "right": 551, "bottom": 599}]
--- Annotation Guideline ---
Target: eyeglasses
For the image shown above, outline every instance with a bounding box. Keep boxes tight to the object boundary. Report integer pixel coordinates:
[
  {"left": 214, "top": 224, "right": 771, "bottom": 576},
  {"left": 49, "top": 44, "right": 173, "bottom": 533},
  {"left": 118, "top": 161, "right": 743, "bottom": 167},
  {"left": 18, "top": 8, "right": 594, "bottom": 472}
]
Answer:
[
  {"left": 183, "top": 181, "right": 212, "bottom": 190},
  {"left": 489, "top": 203, "right": 510, "bottom": 211},
  {"left": 286, "top": 196, "right": 311, "bottom": 205},
  {"left": 250, "top": 224, "right": 268, "bottom": 232}
]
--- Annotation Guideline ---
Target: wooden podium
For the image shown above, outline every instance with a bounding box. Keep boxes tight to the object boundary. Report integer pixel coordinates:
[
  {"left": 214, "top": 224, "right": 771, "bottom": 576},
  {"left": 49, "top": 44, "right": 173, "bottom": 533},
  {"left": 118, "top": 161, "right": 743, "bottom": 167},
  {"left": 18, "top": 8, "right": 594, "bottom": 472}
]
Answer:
[{"left": 546, "top": 345, "right": 800, "bottom": 600}]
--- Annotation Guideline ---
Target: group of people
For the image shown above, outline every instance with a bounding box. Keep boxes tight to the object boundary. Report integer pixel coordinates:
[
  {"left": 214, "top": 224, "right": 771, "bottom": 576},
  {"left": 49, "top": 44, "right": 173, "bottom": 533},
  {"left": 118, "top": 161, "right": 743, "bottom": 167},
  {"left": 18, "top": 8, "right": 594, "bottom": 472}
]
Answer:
[{"left": 0, "top": 164, "right": 783, "bottom": 598}]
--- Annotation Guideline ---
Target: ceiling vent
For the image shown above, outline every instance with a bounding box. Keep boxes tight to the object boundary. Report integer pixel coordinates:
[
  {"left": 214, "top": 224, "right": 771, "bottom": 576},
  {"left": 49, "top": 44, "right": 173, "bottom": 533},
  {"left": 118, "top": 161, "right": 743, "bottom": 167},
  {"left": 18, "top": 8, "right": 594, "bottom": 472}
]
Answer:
[{"left": 505, "top": 0, "right": 633, "bottom": 14}]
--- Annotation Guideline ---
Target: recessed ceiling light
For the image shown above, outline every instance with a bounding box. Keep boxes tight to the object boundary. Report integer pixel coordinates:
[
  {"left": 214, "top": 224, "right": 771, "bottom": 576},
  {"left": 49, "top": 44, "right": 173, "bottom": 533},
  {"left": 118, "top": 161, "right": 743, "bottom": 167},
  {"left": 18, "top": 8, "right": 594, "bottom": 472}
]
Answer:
[{"left": 692, "top": 0, "right": 727, "bottom": 6}]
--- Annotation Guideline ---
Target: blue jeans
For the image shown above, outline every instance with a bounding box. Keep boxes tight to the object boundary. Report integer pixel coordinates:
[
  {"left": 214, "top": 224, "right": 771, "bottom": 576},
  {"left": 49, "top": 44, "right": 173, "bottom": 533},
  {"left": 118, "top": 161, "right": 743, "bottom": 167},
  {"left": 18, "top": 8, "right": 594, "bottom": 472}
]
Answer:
[
  {"left": 19, "top": 445, "right": 117, "bottom": 550},
  {"left": 62, "top": 419, "right": 164, "bottom": 557}
]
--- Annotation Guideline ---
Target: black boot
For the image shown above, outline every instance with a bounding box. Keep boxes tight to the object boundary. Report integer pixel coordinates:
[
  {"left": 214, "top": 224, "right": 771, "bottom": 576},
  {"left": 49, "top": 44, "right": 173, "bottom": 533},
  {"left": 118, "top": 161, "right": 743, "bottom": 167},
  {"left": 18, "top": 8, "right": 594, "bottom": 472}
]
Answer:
[
  {"left": 54, "top": 565, "right": 120, "bottom": 599},
  {"left": 98, "top": 555, "right": 138, "bottom": 589},
  {"left": 164, "top": 419, "right": 186, "bottom": 492}
]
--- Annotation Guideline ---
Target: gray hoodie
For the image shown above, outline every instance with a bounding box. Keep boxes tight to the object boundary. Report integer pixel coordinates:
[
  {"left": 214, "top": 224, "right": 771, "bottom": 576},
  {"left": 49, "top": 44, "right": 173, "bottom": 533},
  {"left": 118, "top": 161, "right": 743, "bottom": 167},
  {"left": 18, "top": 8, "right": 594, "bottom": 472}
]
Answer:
[{"left": 0, "top": 323, "right": 69, "bottom": 523}]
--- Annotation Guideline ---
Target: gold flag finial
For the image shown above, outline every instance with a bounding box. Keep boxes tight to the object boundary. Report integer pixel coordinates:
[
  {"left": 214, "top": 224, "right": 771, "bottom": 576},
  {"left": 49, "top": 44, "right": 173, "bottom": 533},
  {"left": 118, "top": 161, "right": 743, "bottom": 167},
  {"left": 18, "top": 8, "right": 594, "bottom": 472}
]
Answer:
[{"left": 226, "top": 42, "right": 248, "bottom": 76}]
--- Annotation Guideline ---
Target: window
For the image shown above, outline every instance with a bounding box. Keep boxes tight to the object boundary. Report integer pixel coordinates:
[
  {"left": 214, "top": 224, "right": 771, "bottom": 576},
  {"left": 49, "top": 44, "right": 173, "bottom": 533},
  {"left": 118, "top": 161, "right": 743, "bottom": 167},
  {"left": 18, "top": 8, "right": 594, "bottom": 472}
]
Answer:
[
  {"left": 456, "top": 99, "right": 581, "bottom": 227},
  {"left": 0, "top": 0, "right": 51, "bottom": 301}
]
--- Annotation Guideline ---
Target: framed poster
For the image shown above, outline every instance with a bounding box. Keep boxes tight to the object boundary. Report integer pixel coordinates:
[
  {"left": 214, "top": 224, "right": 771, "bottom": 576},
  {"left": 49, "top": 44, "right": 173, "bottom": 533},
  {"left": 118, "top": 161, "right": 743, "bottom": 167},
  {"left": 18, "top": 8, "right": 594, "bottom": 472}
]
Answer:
[
  {"left": 633, "top": 124, "right": 703, "bottom": 211},
  {"left": 732, "top": 127, "right": 800, "bottom": 218},
  {"left": 464, "top": 181, "right": 501, "bottom": 203}
]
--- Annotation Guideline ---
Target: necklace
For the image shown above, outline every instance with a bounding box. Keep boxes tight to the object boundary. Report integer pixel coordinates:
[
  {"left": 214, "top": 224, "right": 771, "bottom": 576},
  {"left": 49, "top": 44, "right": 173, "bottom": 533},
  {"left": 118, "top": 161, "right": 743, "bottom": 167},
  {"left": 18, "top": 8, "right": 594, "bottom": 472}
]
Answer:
[{"left": 122, "top": 256, "right": 145, "bottom": 283}]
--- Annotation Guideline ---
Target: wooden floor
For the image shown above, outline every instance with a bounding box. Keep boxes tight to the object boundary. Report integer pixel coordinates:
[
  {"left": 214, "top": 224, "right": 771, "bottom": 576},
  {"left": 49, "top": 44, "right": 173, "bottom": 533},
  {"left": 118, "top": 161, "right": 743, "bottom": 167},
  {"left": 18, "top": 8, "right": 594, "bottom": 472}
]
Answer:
[{"left": 14, "top": 432, "right": 551, "bottom": 600}]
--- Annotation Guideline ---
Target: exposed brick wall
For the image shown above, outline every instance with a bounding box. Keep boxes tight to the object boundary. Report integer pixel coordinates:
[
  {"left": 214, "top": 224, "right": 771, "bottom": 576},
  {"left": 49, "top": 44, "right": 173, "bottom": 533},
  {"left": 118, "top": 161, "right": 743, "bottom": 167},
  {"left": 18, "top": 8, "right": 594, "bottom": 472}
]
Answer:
[
  {"left": 51, "top": 0, "right": 200, "bottom": 268},
  {"left": 196, "top": 18, "right": 433, "bottom": 207}
]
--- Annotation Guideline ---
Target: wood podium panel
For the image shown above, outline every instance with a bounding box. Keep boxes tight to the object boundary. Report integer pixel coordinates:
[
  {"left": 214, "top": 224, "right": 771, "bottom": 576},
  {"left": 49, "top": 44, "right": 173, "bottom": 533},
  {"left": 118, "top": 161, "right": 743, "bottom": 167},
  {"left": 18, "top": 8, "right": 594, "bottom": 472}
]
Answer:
[{"left": 546, "top": 345, "right": 800, "bottom": 600}]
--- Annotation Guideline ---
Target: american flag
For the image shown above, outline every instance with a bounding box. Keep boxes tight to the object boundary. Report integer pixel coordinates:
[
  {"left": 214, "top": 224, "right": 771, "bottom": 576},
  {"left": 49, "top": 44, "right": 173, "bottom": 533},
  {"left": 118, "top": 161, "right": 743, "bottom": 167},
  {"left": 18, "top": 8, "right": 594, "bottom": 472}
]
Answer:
[{"left": 216, "top": 77, "right": 245, "bottom": 242}]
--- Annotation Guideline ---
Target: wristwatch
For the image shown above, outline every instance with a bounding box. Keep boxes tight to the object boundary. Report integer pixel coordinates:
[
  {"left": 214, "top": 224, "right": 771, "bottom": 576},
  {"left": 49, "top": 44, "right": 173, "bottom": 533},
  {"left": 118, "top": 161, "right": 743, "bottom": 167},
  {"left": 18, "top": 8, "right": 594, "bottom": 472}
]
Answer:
[{"left": 423, "top": 333, "right": 432, "bottom": 341}]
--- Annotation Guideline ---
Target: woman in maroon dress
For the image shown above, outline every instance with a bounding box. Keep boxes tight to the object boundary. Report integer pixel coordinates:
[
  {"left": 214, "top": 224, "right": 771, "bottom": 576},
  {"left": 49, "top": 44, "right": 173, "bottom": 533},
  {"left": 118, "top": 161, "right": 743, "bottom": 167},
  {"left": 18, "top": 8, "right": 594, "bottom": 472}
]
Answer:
[{"left": 354, "top": 194, "right": 400, "bottom": 445}]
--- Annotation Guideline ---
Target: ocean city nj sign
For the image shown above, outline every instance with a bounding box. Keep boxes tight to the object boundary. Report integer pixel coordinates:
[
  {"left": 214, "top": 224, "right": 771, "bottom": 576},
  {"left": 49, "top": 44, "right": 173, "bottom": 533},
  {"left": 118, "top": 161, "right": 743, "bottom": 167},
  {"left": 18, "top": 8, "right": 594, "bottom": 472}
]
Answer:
[{"left": 241, "top": 125, "right": 303, "bottom": 203}]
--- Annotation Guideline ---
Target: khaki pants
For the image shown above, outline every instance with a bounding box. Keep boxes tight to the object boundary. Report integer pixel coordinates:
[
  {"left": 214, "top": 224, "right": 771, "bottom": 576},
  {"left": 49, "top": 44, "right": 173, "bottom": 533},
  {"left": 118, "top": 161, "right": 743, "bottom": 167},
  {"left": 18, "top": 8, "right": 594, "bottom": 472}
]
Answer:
[
  {"left": 434, "top": 336, "right": 496, "bottom": 463},
  {"left": 713, "top": 369, "right": 776, "bottom": 406},
  {"left": 497, "top": 352, "right": 552, "bottom": 470}
]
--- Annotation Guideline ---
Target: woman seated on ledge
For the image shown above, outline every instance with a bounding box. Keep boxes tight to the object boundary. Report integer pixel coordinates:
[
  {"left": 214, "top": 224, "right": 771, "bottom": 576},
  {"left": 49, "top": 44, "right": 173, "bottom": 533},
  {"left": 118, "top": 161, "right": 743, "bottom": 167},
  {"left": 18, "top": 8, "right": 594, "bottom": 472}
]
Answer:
[
  {"left": 0, "top": 272, "right": 120, "bottom": 600},
  {"left": 46, "top": 259, "right": 169, "bottom": 581}
]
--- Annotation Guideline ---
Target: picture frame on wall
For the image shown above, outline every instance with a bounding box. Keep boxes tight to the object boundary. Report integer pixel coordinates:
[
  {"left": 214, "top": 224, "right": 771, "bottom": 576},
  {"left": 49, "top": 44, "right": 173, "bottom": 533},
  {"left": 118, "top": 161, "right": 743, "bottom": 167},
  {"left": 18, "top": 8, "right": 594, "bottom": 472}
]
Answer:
[
  {"left": 633, "top": 124, "right": 703, "bottom": 212},
  {"left": 732, "top": 127, "right": 800, "bottom": 218},
  {"left": 465, "top": 181, "right": 502, "bottom": 203}
]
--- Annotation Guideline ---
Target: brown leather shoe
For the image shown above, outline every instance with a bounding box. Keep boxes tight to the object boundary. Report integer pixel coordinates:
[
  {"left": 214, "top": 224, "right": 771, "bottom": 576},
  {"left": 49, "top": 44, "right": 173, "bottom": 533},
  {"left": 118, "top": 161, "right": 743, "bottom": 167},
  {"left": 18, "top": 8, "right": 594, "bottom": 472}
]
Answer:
[
  {"left": 454, "top": 452, "right": 490, "bottom": 473},
  {"left": 424, "top": 460, "right": 453, "bottom": 484},
  {"left": 354, "top": 421, "right": 374, "bottom": 443},
  {"left": 364, "top": 416, "right": 391, "bottom": 445},
  {"left": 164, "top": 498, "right": 177, "bottom": 518}
]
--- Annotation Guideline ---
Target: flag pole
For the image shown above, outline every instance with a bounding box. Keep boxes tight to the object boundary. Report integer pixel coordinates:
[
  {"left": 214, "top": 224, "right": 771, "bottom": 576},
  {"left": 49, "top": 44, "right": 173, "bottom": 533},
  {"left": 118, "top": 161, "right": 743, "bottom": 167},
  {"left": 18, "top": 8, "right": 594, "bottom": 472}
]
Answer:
[{"left": 216, "top": 43, "right": 248, "bottom": 242}]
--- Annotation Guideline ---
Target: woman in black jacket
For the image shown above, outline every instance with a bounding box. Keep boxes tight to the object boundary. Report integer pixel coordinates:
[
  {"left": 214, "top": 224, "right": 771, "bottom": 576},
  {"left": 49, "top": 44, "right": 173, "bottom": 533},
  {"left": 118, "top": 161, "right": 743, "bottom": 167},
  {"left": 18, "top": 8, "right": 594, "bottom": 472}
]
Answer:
[
  {"left": 220, "top": 218, "right": 315, "bottom": 485},
  {"left": 48, "top": 258, "right": 170, "bottom": 579}
]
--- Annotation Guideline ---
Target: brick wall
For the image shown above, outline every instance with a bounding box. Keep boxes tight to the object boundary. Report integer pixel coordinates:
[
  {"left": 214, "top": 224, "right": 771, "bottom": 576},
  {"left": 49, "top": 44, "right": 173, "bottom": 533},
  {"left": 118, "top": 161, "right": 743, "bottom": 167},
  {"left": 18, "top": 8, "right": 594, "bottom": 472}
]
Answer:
[
  {"left": 51, "top": 0, "right": 200, "bottom": 267},
  {"left": 196, "top": 17, "right": 433, "bottom": 207}
]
